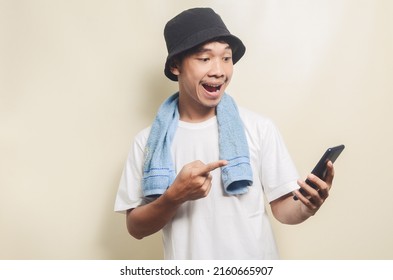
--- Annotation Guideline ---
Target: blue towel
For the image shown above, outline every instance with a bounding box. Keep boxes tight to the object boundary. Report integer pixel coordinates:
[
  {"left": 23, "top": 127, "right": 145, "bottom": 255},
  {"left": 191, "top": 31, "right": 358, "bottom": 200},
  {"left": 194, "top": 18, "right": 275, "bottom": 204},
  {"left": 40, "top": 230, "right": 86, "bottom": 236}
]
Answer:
[{"left": 142, "top": 92, "right": 253, "bottom": 197}]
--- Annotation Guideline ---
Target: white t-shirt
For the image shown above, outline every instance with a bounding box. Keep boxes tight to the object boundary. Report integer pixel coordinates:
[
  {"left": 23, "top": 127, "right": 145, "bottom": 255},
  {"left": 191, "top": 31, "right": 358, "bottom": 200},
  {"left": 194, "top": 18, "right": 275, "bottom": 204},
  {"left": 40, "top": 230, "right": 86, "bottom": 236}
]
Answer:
[{"left": 114, "top": 107, "right": 299, "bottom": 259}]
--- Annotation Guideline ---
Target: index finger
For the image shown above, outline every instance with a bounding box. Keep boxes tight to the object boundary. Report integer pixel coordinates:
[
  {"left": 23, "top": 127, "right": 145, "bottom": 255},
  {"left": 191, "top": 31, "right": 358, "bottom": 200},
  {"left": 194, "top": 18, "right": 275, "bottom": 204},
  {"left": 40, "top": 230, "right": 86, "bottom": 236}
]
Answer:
[
  {"left": 200, "top": 160, "right": 228, "bottom": 175},
  {"left": 324, "top": 161, "right": 335, "bottom": 187}
]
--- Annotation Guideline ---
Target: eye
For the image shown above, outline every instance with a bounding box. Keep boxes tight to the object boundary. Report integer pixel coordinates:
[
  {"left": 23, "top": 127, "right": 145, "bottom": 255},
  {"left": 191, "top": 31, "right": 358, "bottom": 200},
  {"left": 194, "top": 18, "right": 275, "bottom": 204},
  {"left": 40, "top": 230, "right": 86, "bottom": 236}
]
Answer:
[
  {"left": 223, "top": 56, "right": 232, "bottom": 62},
  {"left": 197, "top": 57, "right": 210, "bottom": 62}
]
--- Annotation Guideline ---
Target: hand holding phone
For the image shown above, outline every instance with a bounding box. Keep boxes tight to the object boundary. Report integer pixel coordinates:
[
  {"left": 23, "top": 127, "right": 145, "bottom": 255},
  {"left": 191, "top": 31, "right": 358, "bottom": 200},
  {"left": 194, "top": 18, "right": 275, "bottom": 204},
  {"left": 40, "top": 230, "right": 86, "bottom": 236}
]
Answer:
[{"left": 293, "top": 145, "right": 345, "bottom": 200}]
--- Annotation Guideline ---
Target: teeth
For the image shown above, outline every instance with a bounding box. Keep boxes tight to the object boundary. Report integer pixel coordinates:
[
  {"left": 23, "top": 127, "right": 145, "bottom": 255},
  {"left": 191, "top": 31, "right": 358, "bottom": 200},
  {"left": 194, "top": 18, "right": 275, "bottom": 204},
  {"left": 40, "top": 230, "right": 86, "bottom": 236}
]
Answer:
[{"left": 203, "top": 83, "right": 222, "bottom": 93}]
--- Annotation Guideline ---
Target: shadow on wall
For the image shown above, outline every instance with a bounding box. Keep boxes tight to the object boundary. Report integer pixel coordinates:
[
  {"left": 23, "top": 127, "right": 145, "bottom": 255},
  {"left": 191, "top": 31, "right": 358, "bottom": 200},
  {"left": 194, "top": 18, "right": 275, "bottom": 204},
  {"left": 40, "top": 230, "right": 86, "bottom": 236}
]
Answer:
[
  {"left": 139, "top": 65, "right": 179, "bottom": 122},
  {"left": 98, "top": 65, "right": 175, "bottom": 260}
]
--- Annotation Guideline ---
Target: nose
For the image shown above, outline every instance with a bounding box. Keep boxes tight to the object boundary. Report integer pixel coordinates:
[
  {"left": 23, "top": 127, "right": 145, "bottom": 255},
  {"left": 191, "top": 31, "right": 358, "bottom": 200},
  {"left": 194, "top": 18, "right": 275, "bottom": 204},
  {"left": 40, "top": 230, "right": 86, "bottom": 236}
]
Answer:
[{"left": 208, "top": 58, "right": 225, "bottom": 78}]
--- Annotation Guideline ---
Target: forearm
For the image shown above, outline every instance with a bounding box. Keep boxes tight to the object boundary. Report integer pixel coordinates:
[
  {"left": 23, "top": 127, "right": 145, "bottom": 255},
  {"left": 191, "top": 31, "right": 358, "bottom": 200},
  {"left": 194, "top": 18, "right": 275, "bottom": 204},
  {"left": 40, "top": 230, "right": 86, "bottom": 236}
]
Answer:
[
  {"left": 270, "top": 193, "right": 315, "bottom": 225},
  {"left": 126, "top": 160, "right": 227, "bottom": 239},
  {"left": 126, "top": 192, "right": 181, "bottom": 239}
]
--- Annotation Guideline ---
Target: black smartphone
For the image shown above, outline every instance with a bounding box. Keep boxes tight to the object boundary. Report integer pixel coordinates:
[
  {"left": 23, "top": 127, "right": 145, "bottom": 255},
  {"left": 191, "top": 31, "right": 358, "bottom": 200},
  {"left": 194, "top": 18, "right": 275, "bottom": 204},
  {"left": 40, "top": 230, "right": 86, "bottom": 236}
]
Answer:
[{"left": 293, "top": 144, "right": 345, "bottom": 200}]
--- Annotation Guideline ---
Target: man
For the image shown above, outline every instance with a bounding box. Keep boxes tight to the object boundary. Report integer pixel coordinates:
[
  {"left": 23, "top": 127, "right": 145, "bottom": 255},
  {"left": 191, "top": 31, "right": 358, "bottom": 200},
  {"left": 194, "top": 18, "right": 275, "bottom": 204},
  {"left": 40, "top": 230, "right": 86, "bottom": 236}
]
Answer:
[{"left": 114, "top": 7, "right": 334, "bottom": 259}]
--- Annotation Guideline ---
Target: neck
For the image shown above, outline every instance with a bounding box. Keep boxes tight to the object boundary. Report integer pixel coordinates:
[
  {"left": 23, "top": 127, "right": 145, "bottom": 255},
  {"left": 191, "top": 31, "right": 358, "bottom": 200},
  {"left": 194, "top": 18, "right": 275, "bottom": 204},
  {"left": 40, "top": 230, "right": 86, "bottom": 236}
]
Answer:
[{"left": 178, "top": 94, "right": 216, "bottom": 123}]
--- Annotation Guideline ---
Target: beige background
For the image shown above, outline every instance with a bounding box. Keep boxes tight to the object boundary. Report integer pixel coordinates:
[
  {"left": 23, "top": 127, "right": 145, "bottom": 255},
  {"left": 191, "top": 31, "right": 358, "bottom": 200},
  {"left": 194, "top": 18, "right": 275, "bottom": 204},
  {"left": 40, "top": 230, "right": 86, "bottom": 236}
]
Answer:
[{"left": 1, "top": 0, "right": 392, "bottom": 259}]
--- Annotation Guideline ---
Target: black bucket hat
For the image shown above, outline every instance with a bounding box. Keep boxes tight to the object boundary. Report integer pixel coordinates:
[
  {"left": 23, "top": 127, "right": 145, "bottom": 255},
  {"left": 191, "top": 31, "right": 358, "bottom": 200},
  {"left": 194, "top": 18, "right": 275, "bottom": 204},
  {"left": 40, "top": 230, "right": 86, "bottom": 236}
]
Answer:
[{"left": 164, "top": 7, "right": 246, "bottom": 81}]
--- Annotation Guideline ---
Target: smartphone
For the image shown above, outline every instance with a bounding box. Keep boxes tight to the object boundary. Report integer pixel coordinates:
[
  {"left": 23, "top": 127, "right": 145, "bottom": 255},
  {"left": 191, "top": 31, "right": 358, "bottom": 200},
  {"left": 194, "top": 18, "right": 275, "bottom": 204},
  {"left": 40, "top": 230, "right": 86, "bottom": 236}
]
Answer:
[{"left": 293, "top": 144, "right": 345, "bottom": 200}]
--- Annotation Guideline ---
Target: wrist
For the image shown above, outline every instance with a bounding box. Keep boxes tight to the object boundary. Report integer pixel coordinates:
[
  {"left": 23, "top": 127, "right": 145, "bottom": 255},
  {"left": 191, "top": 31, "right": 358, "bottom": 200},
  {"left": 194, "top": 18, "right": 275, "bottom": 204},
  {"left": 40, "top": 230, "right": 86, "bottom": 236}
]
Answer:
[
  {"left": 161, "top": 185, "right": 183, "bottom": 208},
  {"left": 300, "top": 203, "right": 317, "bottom": 219}
]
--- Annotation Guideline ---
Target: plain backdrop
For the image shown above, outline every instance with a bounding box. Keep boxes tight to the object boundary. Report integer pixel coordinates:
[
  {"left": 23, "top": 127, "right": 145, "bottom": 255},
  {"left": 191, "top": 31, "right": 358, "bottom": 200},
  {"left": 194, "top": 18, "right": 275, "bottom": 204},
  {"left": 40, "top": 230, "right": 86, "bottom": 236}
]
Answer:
[{"left": 1, "top": 0, "right": 392, "bottom": 259}]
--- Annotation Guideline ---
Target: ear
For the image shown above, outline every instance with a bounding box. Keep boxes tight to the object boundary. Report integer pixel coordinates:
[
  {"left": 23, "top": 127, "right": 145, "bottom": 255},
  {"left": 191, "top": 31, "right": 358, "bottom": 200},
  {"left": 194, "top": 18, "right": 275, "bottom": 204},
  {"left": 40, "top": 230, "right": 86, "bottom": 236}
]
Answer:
[{"left": 170, "top": 64, "right": 180, "bottom": 76}]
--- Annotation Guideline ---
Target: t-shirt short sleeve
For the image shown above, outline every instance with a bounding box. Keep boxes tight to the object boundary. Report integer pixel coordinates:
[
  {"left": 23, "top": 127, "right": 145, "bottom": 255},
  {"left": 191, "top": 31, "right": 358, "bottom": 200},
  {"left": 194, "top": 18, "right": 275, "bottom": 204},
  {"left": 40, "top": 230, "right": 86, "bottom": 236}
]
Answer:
[{"left": 114, "top": 127, "right": 150, "bottom": 213}]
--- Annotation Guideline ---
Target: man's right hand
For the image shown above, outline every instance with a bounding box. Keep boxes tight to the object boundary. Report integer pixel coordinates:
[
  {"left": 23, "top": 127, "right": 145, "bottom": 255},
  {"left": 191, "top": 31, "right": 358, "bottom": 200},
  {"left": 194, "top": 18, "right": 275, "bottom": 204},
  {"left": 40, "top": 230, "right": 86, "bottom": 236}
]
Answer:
[
  {"left": 126, "top": 159, "right": 227, "bottom": 239},
  {"left": 165, "top": 160, "right": 228, "bottom": 205}
]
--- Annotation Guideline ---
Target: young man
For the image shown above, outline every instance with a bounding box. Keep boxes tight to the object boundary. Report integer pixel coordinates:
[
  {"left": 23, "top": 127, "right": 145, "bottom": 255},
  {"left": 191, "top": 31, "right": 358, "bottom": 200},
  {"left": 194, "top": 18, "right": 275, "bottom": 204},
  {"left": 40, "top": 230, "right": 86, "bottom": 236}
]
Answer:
[{"left": 114, "top": 7, "right": 334, "bottom": 259}]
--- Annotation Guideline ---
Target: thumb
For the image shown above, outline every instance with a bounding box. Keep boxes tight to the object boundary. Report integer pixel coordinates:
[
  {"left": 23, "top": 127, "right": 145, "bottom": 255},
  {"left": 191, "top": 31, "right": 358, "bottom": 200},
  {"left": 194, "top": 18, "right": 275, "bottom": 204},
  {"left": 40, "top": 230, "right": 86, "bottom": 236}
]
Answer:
[{"left": 325, "top": 161, "right": 335, "bottom": 187}]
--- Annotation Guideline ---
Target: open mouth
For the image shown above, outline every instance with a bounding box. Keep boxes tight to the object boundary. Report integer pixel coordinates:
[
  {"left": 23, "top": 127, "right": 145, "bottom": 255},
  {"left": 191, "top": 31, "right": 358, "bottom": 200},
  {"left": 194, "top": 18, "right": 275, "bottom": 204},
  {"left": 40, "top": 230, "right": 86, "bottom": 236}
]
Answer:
[{"left": 202, "top": 83, "right": 222, "bottom": 93}]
